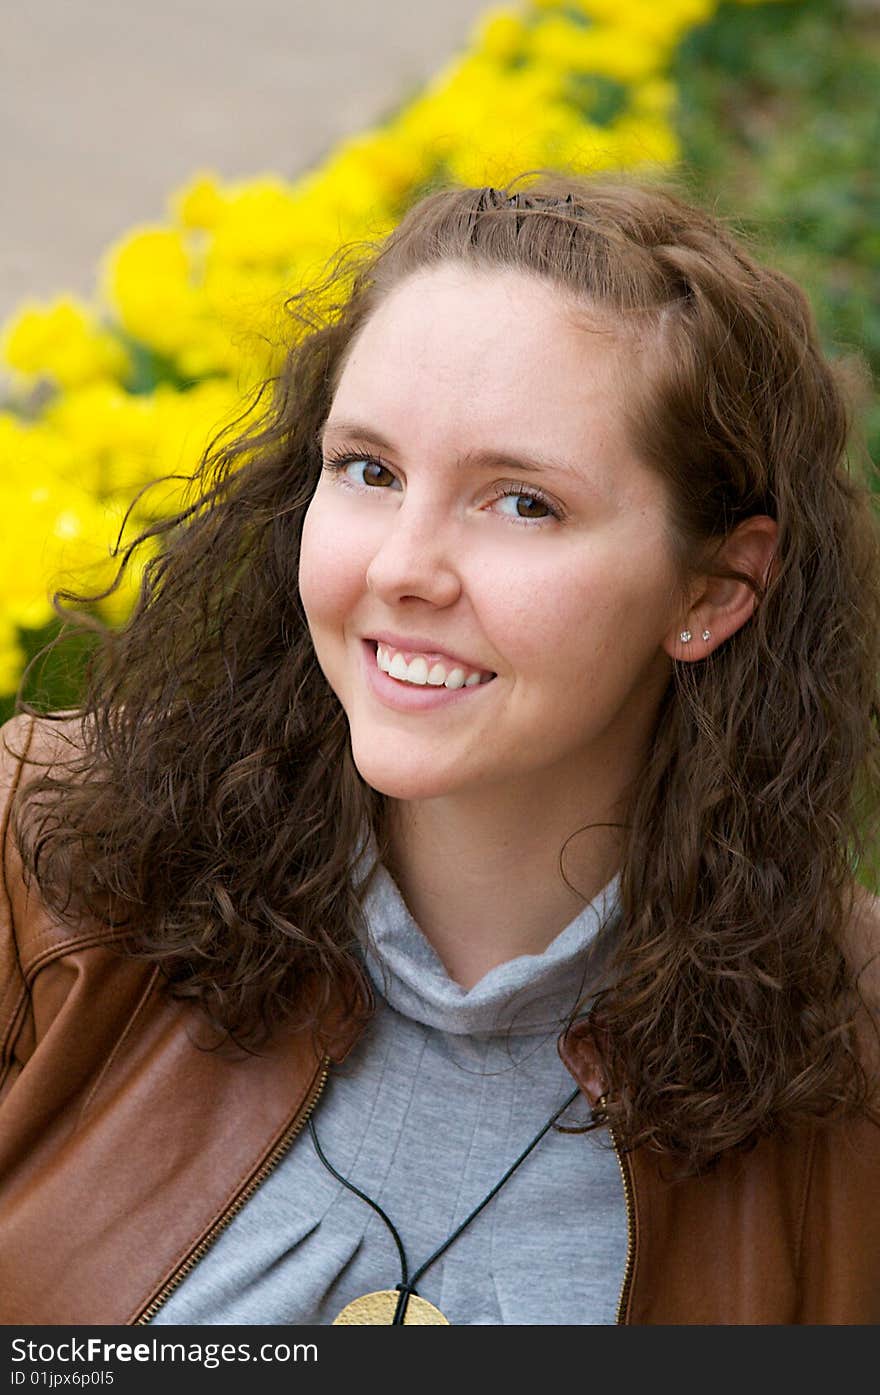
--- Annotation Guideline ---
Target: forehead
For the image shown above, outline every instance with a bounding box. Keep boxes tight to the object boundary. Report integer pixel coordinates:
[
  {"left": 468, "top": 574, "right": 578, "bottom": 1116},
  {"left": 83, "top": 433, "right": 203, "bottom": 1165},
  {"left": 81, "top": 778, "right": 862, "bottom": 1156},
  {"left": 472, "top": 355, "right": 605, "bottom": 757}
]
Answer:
[{"left": 335, "top": 265, "right": 630, "bottom": 422}]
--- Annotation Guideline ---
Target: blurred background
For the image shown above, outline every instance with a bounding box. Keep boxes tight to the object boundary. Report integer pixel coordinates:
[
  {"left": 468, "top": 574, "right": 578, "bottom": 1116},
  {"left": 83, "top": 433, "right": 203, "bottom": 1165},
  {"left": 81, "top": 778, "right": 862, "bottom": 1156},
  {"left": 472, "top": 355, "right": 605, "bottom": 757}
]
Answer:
[
  {"left": 0, "top": 0, "right": 491, "bottom": 325},
  {"left": 1, "top": 0, "right": 878, "bottom": 723}
]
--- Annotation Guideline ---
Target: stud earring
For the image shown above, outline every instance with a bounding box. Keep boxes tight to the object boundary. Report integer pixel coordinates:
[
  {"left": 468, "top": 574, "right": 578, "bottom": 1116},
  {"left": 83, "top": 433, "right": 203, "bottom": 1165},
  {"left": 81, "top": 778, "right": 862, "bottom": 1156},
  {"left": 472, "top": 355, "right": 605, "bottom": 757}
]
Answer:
[
  {"left": 702, "top": 629, "right": 711, "bottom": 641},
  {"left": 680, "top": 630, "right": 692, "bottom": 643}
]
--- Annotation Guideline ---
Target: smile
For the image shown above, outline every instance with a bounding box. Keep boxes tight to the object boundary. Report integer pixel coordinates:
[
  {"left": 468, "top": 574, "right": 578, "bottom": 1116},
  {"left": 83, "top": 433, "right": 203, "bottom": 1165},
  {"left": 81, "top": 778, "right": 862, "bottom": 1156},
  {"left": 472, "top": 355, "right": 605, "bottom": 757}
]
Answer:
[
  {"left": 361, "top": 641, "right": 497, "bottom": 714},
  {"left": 376, "top": 643, "right": 494, "bottom": 689}
]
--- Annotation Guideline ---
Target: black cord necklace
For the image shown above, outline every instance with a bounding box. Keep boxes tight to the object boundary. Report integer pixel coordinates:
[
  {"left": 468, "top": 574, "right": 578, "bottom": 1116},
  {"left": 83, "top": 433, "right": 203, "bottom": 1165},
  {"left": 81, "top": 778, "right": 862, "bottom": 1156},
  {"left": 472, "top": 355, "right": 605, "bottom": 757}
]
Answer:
[{"left": 308, "top": 1083, "right": 582, "bottom": 1325}]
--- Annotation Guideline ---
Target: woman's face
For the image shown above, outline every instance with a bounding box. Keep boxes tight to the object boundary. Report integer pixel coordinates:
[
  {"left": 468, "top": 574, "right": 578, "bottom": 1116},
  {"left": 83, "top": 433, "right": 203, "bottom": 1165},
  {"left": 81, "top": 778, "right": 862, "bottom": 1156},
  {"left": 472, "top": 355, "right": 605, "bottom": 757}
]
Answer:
[{"left": 299, "top": 263, "right": 686, "bottom": 805}]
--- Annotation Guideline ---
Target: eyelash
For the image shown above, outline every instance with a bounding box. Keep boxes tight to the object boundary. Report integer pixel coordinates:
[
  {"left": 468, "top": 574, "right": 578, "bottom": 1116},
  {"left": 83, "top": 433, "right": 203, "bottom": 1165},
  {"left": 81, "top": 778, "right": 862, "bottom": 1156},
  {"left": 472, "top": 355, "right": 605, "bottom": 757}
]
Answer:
[{"left": 321, "top": 447, "right": 562, "bottom": 526}]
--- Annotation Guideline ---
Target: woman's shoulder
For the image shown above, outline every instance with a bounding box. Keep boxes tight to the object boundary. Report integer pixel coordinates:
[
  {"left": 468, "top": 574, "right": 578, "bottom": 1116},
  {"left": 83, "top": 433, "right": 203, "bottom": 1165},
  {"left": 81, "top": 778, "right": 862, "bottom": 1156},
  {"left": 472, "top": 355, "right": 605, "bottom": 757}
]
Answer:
[
  {"left": 1, "top": 710, "right": 103, "bottom": 974},
  {"left": 1, "top": 711, "right": 85, "bottom": 854},
  {"left": 1, "top": 709, "right": 88, "bottom": 786}
]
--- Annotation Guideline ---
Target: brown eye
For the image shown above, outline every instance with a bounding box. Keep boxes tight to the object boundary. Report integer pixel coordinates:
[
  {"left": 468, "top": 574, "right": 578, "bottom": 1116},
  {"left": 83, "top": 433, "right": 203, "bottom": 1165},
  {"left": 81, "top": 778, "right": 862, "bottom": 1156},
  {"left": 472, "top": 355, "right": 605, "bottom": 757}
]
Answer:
[
  {"left": 514, "top": 494, "right": 550, "bottom": 519},
  {"left": 491, "top": 485, "right": 560, "bottom": 524},
  {"left": 361, "top": 461, "right": 395, "bottom": 487},
  {"left": 322, "top": 450, "right": 402, "bottom": 491}
]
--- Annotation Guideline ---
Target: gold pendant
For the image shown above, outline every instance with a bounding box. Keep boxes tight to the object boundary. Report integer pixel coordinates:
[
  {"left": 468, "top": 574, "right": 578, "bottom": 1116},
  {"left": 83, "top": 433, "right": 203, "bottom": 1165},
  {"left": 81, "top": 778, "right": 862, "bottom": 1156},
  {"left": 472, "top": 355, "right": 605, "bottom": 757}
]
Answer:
[{"left": 333, "top": 1289, "right": 450, "bottom": 1325}]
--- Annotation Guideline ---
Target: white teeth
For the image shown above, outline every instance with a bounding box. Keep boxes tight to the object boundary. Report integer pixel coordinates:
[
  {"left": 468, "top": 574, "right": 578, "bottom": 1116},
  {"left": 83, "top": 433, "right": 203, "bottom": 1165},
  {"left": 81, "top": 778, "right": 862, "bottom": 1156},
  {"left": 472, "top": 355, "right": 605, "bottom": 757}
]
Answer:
[
  {"left": 404, "top": 656, "right": 429, "bottom": 684},
  {"left": 388, "top": 651, "right": 412, "bottom": 681},
  {"left": 376, "top": 644, "right": 489, "bottom": 689}
]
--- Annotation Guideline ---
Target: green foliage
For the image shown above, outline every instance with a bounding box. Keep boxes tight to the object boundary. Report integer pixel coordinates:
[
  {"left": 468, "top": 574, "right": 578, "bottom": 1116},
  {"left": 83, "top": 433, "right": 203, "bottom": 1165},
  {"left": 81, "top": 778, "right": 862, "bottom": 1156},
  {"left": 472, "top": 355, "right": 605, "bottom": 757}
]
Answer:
[
  {"left": 0, "top": 619, "right": 100, "bottom": 727},
  {"left": 568, "top": 72, "right": 630, "bottom": 125},
  {"left": 120, "top": 335, "right": 205, "bottom": 396},
  {"left": 674, "top": 0, "right": 880, "bottom": 462}
]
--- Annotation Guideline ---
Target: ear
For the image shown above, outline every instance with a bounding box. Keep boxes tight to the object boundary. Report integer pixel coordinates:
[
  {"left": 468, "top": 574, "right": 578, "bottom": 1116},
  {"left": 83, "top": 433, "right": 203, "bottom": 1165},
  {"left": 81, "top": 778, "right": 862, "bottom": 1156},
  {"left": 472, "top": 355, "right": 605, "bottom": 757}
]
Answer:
[{"left": 662, "top": 515, "right": 779, "bottom": 662}]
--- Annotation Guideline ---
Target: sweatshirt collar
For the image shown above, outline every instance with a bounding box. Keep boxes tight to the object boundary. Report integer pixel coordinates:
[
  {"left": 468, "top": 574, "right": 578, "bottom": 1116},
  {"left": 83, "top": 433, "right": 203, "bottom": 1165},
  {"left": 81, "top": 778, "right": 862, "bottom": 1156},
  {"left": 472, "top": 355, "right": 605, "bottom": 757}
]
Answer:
[{"left": 353, "top": 834, "right": 621, "bottom": 1037}]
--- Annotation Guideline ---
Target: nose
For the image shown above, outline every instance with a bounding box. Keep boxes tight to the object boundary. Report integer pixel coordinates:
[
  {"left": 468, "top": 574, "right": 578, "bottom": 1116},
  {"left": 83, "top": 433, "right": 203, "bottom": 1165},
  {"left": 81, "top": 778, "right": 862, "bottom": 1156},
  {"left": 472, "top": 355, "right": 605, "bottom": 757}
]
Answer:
[{"left": 364, "top": 493, "right": 462, "bottom": 608}]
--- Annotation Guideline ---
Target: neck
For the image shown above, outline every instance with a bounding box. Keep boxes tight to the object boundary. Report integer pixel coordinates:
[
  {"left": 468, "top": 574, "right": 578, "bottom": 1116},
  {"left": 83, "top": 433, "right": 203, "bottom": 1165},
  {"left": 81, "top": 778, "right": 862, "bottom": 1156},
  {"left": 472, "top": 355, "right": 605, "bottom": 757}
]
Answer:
[{"left": 383, "top": 769, "right": 627, "bottom": 990}]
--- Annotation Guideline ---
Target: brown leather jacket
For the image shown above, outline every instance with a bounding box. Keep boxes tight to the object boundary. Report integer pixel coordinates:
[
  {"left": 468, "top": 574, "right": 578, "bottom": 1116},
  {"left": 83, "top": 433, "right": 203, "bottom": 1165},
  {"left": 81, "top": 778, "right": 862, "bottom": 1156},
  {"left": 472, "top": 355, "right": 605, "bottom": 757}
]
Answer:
[{"left": 2, "top": 713, "right": 879, "bottom": 1326}]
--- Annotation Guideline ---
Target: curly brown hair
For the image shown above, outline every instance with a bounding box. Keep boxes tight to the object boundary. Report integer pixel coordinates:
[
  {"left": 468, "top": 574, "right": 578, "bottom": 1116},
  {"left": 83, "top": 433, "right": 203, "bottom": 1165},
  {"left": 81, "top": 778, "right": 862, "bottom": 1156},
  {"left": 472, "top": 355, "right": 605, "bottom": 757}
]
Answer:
[{"left": 7, "top": 170, "right": 880, "bottom": 1173}]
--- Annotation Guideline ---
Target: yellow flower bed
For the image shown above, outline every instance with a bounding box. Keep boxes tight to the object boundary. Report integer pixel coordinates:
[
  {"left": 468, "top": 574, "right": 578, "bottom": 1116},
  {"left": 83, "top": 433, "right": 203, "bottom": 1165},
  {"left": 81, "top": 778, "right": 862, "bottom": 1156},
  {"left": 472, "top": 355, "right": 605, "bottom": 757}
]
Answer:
[{"left": 0, "top": 0, "right": 783, "bottom": 692}]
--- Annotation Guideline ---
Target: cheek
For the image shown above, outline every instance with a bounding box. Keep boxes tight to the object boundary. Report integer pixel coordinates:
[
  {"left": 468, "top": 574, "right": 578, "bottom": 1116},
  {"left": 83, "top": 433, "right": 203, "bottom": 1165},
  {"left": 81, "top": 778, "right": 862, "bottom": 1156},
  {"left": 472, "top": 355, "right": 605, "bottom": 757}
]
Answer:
[
  {"left": 487, "top": 556, "right": 618, "bottom": 668},
  {"left": 499, "top": 549, "right": 670, "bottom": 679},
  {"left": 298, "top": 493, "right": 364, "bottom": 628}
]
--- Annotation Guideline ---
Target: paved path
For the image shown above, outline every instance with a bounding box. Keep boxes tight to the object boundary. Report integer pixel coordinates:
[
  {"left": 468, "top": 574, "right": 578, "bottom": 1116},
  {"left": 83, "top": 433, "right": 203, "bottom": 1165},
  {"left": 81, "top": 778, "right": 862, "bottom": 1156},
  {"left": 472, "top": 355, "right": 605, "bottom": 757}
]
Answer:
[{"left": 1, "top": 0, "right": 490, "bottom": 329}]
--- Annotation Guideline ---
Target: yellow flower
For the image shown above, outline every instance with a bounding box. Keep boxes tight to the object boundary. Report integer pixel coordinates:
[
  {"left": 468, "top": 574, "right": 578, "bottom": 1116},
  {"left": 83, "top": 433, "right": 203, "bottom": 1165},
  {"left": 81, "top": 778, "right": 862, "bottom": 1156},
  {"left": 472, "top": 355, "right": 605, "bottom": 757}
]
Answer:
[
  {"left": 43, "top": 381, "right": 160, "bottom": 499},
  {"left": 0, "top": 374, "right": 246, "bottom": 645},
  {"left": 570, "top": 0, "right": 715, "bottom": 25},
  {"left": 631, "top": 77, "right": 677, "bottom": 119},
  {"left": 472, "top": 7, "right": 530, "bottom": 62},
  {"left": 321, "top": 130, "right": 424, "bottom": 215},
  {"left": 171, "top": 171, "right": 229, "bottom": 231},
  {"left": 609, "top": 112, "right": 680, "bottom": 167},
  {"left": 207, "top": 177, "right": 307, "bottom": 269},
  {"left": 2, "top": 297, "right": 130, "bottom": 390},
  {"left": 0, "top": 427, "right": 125, "bottom": 632},
  {"left": 101, "top": 227, "right": 205, "bottom": 361},
  {"left": 533, "top": 17, "right": 665, "bottom": 82},
  {"left": 148, "top": 379, "right": 248, "bottom": 492},
  {"left": 447, "top": 100, "right": 586, "bottom": 188}
]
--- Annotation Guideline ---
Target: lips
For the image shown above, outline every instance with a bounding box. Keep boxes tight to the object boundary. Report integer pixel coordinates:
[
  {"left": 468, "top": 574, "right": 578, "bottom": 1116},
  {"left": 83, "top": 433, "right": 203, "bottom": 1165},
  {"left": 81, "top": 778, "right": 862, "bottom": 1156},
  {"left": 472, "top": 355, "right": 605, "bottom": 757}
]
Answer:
[{"left": 360, "top": 639, "right": 496, "bottom": 712}]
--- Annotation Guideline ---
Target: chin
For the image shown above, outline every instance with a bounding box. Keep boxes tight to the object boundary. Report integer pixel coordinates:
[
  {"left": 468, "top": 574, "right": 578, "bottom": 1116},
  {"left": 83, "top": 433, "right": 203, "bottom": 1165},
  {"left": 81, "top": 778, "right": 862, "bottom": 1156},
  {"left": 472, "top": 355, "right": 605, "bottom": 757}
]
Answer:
[{"left": 348, "top": 742, "right": 464, "bottom": 803}]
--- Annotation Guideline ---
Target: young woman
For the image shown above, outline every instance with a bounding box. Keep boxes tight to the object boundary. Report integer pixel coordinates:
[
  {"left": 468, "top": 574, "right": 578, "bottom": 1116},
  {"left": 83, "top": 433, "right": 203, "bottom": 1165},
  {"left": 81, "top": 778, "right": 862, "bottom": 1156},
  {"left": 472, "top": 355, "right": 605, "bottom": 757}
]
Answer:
[{"left": 1, "top": 174, "right": 879, "bottom": 1326}]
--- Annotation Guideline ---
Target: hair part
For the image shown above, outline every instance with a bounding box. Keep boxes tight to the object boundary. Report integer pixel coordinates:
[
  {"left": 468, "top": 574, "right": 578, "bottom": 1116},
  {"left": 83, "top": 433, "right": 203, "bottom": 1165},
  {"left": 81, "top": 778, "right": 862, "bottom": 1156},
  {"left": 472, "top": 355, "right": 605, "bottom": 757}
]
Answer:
[{"left": 10, "top": 168, "right": 880, "bottom": 1172}]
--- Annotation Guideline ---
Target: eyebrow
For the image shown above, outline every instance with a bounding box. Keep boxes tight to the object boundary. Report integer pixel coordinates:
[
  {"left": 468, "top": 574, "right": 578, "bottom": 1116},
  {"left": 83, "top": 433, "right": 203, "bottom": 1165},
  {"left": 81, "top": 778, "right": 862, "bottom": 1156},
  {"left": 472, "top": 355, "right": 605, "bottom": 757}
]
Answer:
[{"left": 319, "top": 419, "right": 583, "bottom": 482}]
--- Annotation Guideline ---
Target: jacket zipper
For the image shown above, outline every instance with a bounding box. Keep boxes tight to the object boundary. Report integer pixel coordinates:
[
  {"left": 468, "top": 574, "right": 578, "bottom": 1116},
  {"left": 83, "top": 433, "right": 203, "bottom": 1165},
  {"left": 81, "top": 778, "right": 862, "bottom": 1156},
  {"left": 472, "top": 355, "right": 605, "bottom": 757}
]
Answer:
[
  {"left": 133, "top": 1056, "right": 332, "bottom": 1325},
  {"left": 604, "top": 1100, "right": 636, "bottom": 1324}
]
